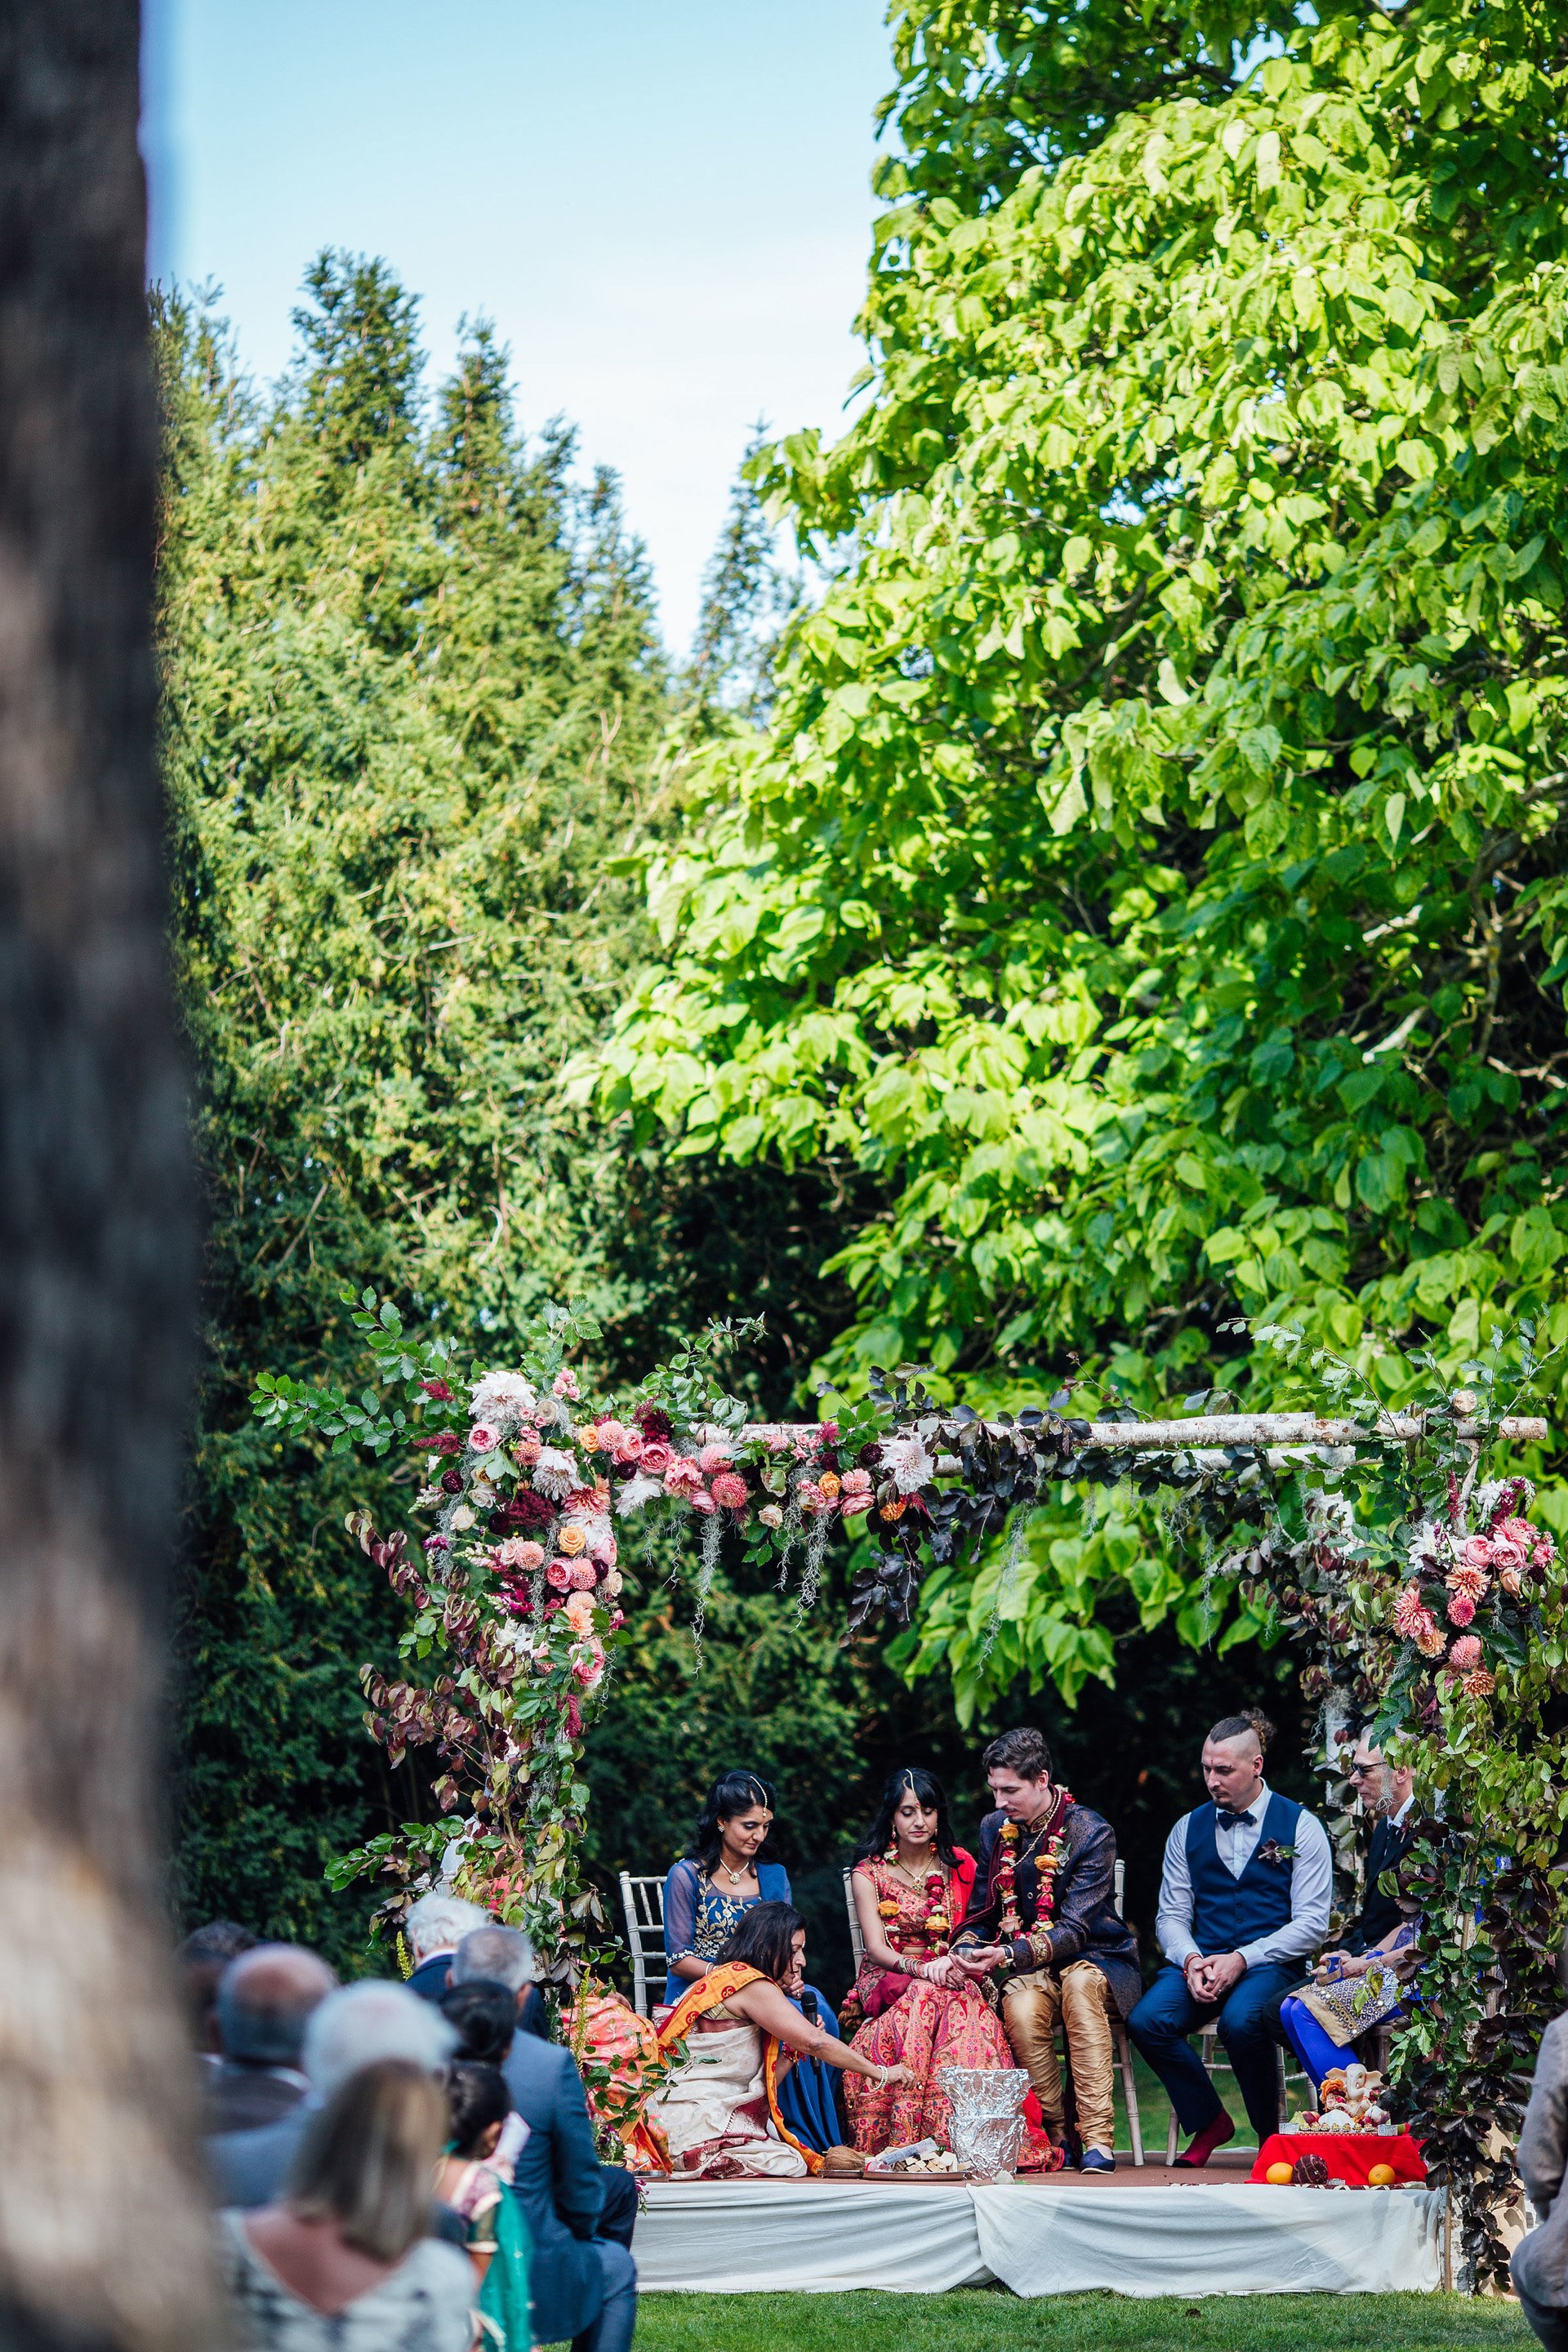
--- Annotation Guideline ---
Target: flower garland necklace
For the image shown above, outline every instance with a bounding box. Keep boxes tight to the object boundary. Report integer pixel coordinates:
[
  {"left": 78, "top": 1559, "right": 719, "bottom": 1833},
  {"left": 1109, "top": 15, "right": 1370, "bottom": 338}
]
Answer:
[
  {"left": 876, "top": 1841, "right": 954, "bottom": 1947},
  {"left": 997, "top": 1790, "right": 1073, "bottom": 1938}
]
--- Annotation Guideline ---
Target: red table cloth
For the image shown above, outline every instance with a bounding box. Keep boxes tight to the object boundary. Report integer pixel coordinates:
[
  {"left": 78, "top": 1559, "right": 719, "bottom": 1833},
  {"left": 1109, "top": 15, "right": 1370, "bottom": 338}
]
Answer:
[{"left": 1250, "top": 2131, "right": 1427, "bottom": 2186}]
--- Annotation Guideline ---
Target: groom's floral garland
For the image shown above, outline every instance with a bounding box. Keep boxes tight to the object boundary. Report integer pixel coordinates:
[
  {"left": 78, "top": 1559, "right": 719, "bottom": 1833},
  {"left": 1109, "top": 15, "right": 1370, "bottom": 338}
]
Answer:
[{"left": 996, "top": 1803, "right": 1072, "bottom": 1940}]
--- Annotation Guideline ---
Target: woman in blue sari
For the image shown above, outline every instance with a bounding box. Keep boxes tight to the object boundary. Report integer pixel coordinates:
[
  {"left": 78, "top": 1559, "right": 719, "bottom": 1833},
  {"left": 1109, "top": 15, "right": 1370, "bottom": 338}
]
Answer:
[{"left": 662, "top": 1771, "right": 844, "bottom": 2152}]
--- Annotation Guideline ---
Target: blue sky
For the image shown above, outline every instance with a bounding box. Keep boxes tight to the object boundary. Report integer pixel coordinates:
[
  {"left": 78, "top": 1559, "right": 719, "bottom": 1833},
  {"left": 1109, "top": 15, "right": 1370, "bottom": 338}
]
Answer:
[{"left": 143, "top": 0, "right": 893, "bottom": 651}]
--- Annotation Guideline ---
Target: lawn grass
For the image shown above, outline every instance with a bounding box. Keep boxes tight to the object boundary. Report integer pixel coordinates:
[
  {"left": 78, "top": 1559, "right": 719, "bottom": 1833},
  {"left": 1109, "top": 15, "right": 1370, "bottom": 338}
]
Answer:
[{"left": 633, "top": 2288, "right": 1530, "bottom": 2352}]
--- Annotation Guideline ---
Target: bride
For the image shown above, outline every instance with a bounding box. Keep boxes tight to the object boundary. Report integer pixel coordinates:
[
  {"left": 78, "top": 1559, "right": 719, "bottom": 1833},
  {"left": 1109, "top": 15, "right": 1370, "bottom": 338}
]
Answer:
[
  {"left": 843, "top": 1766, "right": 1020, "bottom": 2154},
  {"left": 651, "top": 1903, "right": 909, "bottom": 2176}
]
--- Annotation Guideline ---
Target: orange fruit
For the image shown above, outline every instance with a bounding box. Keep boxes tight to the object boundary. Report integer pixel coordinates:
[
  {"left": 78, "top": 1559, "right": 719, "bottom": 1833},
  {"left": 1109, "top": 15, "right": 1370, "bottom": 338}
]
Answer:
[
  {"left": 1265, "top": 2162, "right": 1294, "bottom": 2185},
  {"left": 1367, "top": 2163, "right": 1396, "bottom": 2188}
]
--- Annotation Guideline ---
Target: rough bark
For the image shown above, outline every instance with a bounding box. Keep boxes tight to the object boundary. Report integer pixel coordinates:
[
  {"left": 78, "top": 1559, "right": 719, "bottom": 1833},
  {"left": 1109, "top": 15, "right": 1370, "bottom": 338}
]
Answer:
[{"left": 0, "top": 6, "right": 218, "bottom": 2346}]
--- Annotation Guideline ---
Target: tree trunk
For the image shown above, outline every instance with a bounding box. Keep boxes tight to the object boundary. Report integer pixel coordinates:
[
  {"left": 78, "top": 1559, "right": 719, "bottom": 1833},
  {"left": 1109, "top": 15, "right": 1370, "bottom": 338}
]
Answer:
[{"left": 0, "top": 6, "right": 218, "bottom": 2347}]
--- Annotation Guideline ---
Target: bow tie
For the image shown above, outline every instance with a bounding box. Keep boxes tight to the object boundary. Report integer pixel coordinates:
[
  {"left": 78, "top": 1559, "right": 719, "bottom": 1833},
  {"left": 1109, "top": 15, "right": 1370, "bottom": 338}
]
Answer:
[{"left": 1215, "top": 1806, "right": 1257, "bottom": 1826}]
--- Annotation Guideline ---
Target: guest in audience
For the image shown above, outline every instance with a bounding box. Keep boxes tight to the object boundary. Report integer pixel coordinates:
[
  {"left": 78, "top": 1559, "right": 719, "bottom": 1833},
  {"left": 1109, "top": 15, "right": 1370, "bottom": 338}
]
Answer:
[
  {"left": 403, "top": 1891, "right": 489, "bottom": 2001},
  {"left": 218, "top": 2058, "right": 474, "bottom": 2352},
  {"left": 439, "top": 1979, "right": 519, "bottom": 2068},
  {"left": 436, "top": 2060, "right": 532, "bottom": 2351},
  {"left": 452, "top": 1925, "right": 550, "bottom": 2042},
  {"left": 844, "top": 1766, "right": 1017, "bottom": 2155},
  {"left": 1515, "top": 1992, "right": 1568, "bottom": 2351},
  {"left": 207, "top": 1980, "right": 457, "bottom": 2211},
  {"left": 652, "top": 1900, "right": 911, "bottom": 2176},
  {"left": 951, "top": 1726, "right": 1139, "bottom": 2172},
  {"left": 663, "top": 1768, "right": 844, "bottom": 2149},
  {"left": 177, "top": 1919, "right": 257, "bottom": 2060},
  {"left": 459, "top": 1923, "right": 638, "bottom": 2352},
  {"left": 1129, "top": 1708, "right": 1331, "bottom": 2165},
  {"left": 1280, "top": 1731, "right": 1419, "bottom": 2091},
  {"left": 207, "top": 1945, "right": 339, "bottom": 2136}
]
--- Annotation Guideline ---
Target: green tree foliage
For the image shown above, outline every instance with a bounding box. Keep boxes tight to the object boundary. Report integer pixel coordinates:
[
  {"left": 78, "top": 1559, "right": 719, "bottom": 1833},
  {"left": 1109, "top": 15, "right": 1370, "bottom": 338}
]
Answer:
[
  {"left": 591, "top": 0, "right": 1568, "bottom": 1717},
  {"left": 158, "top": 260, "right": 895, "bottom": 1960},
  {"left": 159, "top": 258, "right": 681, "bottom": 1956}
]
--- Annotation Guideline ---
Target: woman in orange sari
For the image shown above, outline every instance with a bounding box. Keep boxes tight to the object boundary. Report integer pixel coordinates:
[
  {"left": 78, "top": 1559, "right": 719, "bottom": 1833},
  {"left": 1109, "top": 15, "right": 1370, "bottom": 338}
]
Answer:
[
  {"left": 651, "top": 1904, "right": 910, "bottom": 2177},
  {"left": 844, "top": 1767, "right": 1018, "bottom": 2154}
]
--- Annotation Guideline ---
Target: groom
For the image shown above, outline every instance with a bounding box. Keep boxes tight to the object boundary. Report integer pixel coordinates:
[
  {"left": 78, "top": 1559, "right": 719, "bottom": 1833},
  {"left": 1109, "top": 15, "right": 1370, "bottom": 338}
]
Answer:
[{"left": 950, "top": 1726, "right": 1139, "bottom": 2171}]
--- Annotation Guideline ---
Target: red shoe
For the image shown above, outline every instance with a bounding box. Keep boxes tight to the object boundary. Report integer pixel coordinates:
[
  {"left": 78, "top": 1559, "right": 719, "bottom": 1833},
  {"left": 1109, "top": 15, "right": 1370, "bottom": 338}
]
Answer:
[{"left": 1173, "top": 2114, "right": 1236, "bottom": 2168}]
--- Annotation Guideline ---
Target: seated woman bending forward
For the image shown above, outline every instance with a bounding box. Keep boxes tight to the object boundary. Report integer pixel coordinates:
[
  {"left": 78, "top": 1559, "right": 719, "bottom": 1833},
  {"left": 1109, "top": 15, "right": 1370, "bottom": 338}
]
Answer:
[{"left": 650, "top": 1903, "right": 909, "bottom": 2176}]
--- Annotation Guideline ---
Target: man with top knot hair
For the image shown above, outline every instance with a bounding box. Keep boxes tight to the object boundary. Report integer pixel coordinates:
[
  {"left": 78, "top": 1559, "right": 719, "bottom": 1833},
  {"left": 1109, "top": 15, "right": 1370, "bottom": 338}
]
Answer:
[{"left": 1128, "top": 1708, "right": 1332, "bottom": 2166}]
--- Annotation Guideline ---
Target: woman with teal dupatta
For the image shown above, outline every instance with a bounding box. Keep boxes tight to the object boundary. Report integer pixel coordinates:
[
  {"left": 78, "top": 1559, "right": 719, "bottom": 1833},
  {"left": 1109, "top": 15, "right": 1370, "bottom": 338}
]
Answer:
[{"left": 437, "top": 2062, "right": 532, "bottom": 2350}]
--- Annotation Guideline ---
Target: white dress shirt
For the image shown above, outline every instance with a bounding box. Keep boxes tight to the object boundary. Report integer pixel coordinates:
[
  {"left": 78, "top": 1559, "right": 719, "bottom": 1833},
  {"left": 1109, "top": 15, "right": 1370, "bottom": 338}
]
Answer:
[{"left": 1155, "top": 1780, "right": 1333, "bottom": 1972}]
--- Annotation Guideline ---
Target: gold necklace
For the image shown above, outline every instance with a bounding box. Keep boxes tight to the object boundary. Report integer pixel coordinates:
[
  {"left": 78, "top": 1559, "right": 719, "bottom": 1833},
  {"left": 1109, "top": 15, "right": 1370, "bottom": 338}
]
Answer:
[{"left": 889, "top": 1846, "right": 935, "bottom": 1885}]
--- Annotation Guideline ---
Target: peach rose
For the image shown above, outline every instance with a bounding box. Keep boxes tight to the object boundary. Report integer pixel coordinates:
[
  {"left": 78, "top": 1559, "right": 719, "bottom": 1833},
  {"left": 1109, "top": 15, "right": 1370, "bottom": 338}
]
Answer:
[
  {"left": 817, "top": 1471, "right": 842, "bottom": 1501},
  {"left": 639, "top": 1439, "right": 673, "bottom": 1477},
  {"left": 558, "top": 1523, "right": 588, "bottom": 1557}
]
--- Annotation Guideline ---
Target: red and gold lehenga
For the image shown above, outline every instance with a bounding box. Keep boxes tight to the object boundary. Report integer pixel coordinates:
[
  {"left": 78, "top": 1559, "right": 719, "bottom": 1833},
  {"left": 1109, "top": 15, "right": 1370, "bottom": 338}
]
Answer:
[{"left": 842, "top": 1855, "right": 1018, "bottom": 2154}]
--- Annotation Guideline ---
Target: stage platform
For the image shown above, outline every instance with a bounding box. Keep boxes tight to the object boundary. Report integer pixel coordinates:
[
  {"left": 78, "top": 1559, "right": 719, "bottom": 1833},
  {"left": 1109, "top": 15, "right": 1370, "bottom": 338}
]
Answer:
[{"left": 637, "top": 2163, "right": 1448, "bottom": 2299}]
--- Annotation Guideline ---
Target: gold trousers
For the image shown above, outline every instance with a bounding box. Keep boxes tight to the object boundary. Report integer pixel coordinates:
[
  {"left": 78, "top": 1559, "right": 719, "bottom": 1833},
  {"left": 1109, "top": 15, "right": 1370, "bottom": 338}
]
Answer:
[{"left": 1002, "top": 1958, "right": 1116, "bottom": 2153}]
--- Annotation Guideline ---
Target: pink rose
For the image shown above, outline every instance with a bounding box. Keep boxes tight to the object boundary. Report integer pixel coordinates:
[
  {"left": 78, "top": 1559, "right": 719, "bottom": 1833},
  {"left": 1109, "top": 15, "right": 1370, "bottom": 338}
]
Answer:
[
  {"left": 546, "top": 1561, "right": 572, "bottom": 1591},
  {"left": 1499, "top": 1565, "right": 1524, "bottom": 1597},
  {"left": 610, "top": 1429, "right": 644, "bottom": 1466},
  {"left": 1446, "top": 1592, "right": 1476, "bottom": 1627},
  {"left": 688, "top": 1488, "right": 717, "bottom": 1515},
  {"left": 697, "top": 1443, "right": 733, "bottom": 1473},
  {"left": 568, "top": 1560, "right": 597, "bottom": 1590},
  {"left": 1448, "top": 1634, "right": 1483, "bottom": 1672},
  {"left": 588, "top": 1526, "right": 617, "bottom": 1566},
  {"left": 841, "top": 1490, "right": 875, "bottom": 1517},
  {"left": 554, "top": 1370, "right": 581, "bottom": 1401},
  {"left": 764, "top": 1431, "right": 791, "bottom": 1456},
  {"left": 470, "top": 1423, "right": 500, "bottom": 1454},
  {"left": 710, "top": 1471, "right": 750, "bottom": 1510},
  {"left": 1460, "top": 1534, "right": 1496, "bottom": 1571},
  {"left": 662, "top": 1455, "right": 703, "bottom": 1495},
  {"left": 639, "top": 1439, "right": 673, "bottom": 1477},
  {"left": 841, "top": 1468, "right": 872, "bottom": 1495}
]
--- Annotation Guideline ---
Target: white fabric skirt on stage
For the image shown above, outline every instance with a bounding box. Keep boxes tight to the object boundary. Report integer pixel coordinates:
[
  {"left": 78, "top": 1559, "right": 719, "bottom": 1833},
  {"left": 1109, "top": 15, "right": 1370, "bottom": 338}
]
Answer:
[
  {"left": 636, "top": 2177, "right": 1447, "bottom": 2296},
  {"left": 646, "top": 2023, "right": 808, "bottom": 2178}
]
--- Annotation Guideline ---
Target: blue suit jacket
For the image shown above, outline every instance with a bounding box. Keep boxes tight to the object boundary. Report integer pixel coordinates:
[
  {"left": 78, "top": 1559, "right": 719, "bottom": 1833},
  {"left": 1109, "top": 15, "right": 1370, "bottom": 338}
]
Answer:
[{"left": 503, "top": 2032, "right": 612, "bottom": 2345}]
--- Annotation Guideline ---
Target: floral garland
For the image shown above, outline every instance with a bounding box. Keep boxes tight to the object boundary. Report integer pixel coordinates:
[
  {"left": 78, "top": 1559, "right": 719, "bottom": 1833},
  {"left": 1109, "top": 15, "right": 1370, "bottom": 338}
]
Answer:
[
  {"left": 875, "top": 1860, "right": 955, "bottom": 1950},
  {"left": 996, "top": 1797, "right": 1073, "bottom": 1940},
  {"left": 1385, "top": 1474, "right": 1556, "bottom": 1706}
]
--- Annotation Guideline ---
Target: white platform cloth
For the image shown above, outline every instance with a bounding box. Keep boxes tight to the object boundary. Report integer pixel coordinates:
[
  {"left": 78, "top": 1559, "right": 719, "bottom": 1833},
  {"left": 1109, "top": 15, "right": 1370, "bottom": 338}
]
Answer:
[{"left": 637, "top": 2178, "right": 1446, "bottom": 2298}]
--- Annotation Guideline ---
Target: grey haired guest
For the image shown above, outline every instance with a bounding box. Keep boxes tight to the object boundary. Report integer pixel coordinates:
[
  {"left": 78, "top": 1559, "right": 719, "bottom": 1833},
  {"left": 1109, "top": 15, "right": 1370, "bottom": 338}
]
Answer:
[
  {"left": 403, "top": 1891, "right": 490, "bottom": 2001},
  {"left": 207, "top": 1945, "right": 339, "bottom": 2136},
  {"left": 207, "top": 1979, "right": 457, "bottom": 2212}
]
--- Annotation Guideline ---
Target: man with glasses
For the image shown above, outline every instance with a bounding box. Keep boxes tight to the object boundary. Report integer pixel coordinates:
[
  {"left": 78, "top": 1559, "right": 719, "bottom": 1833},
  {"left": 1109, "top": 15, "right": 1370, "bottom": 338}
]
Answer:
[{"left": 1277, "top": 1732, "right": 1418, "bottom": 2092}]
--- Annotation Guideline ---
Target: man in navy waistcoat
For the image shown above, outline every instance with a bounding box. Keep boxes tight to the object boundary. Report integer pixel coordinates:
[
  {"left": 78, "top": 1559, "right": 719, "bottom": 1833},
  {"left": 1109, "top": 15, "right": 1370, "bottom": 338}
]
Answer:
[{"left": 1129, "top": 1709, "right": 1331, "bottom": 2166}]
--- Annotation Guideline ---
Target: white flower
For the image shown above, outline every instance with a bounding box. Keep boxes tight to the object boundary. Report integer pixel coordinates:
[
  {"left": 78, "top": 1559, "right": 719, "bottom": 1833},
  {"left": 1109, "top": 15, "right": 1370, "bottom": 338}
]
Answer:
[
  {"left": 876, "top": 1432, "right": 935, "bottom": 1495},
  {"left": 616, "top": 1473, "right": 664, "bottom": 1515},
  {"left": 1408, "top": 1519, "right": 1450, "bottom": 1572},
  {"left": 531, "top": 1447, "right": 577, "bottom": 1500},
  {"left": 470, "top": 1370, "right": 539, "bottom": 1425},
  {"left": 450, "top": 1504, "right": 475, "bottom": 1532}
]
